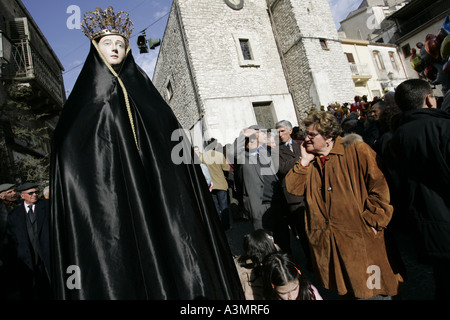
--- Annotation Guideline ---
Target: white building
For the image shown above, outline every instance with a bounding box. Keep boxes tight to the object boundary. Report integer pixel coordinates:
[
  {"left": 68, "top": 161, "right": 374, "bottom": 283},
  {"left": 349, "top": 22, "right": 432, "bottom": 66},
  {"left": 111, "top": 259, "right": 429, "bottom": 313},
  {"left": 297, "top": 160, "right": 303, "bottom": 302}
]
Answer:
[
  {"left": 339, "top": 0, "right": 408, "bottom": 43},
  {"left": 340, "top": 0, "right": 450, "bottom": 97},
  {"left": 341, "top": 38, "right": 408, "bottom": 99},
  {"left": 152, "top": 0, "right": 355, "bottom": 147},
  {"left": 388, "top": 0, "right": 450, "bottom": 96}
]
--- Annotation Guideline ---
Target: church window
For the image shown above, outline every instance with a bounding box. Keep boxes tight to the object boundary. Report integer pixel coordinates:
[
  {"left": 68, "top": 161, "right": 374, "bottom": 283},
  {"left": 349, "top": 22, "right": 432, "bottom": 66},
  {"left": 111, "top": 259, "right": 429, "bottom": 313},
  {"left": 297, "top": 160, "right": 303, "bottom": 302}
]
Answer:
[
  {"left": 239, "top": 39, "right": 253, "bottom": 60},
  {"left": 319, "top": 39, "right": 328, "bottom": 50},
  {"left": 166, "top": 80, "right": 173, "bottom": 100},
  {"left": 234, "top": 33, "right": 260, "bottom": 67}
]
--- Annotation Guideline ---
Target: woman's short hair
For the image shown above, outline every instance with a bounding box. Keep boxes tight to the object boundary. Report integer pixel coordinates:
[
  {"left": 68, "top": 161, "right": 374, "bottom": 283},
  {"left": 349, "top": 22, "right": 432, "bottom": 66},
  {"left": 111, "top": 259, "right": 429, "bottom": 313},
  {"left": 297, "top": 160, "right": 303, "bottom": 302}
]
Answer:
[{"left": 303, "top": 111, "right": 341, "bottom": 140}]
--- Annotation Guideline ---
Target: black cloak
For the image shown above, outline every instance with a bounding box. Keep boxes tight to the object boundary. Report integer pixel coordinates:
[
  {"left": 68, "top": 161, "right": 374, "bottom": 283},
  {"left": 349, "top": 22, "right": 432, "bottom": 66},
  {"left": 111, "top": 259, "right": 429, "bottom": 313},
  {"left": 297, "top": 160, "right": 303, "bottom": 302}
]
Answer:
[{"left": 50, "top": 42, "right": 244, "bottom": 299}]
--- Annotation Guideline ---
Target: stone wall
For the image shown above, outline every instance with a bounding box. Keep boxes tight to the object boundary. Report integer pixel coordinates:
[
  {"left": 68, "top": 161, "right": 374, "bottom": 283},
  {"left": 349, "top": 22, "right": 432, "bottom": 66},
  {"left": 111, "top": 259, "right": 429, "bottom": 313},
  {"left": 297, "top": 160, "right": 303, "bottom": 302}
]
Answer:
[
  {"left": 153, "top": 0, "right": 357, "bottom": 142},
  {"left": 152, "top": 3, "right": 201, "bottom": 131},
  {"left": 268, "top": 0, "right": 355, "bottom": 119},
  {"left": 153, "top": 0, "right": 299, "bottom": 144}
]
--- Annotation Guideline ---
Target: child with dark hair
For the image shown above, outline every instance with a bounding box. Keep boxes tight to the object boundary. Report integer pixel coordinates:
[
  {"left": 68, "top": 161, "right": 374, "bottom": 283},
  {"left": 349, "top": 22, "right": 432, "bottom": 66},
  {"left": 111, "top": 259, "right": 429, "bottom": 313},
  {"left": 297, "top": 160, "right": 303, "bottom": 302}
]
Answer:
[
  {"left": 235, "top": 229, "right": 280, "bottom": 300},
  {"left": 262, "top": 252, "right": 322, "bottom": 300}
]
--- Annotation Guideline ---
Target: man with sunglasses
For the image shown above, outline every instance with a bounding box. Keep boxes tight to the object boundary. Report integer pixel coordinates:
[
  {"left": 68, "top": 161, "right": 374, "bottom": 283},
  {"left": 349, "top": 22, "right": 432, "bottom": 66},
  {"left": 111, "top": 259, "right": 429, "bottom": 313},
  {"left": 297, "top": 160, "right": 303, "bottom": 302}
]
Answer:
[{"left": 4, "top": 182, "right": 51, "bottom": 299}]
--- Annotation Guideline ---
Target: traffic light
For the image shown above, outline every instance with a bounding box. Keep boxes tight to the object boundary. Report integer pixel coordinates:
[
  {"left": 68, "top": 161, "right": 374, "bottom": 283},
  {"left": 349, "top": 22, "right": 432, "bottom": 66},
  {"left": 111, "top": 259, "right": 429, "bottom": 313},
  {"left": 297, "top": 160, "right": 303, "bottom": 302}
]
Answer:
[
  {"left": 137, "top": 35, "right": 149, "bottom": 54},
  {"left": 136, "top": 31, "right": 161, "bottom": 54},
  {"left": 148, "top": 38, "right": 161, "bottom": 50}
]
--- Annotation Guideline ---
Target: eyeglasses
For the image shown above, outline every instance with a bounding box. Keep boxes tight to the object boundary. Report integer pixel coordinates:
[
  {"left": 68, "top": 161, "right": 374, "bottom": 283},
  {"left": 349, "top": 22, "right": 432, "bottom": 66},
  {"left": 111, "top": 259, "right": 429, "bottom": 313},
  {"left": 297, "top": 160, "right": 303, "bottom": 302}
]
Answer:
[
  {"left": 24, "top": 191, "right": 40, "bottom": 195},
  {"left": 303, "top": 131, "right": 320, "bottom": 139}
]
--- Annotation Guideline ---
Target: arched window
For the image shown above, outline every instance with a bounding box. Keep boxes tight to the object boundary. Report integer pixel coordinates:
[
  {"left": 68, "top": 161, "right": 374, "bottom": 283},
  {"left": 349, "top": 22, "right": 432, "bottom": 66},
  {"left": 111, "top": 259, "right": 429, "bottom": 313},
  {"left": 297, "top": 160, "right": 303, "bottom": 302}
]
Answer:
[
  {"left": 389, "top": 51, "right": 399, "bottom": 71},
  {"left": 373, "top": 50, "right": 385, "bottom": 71}
]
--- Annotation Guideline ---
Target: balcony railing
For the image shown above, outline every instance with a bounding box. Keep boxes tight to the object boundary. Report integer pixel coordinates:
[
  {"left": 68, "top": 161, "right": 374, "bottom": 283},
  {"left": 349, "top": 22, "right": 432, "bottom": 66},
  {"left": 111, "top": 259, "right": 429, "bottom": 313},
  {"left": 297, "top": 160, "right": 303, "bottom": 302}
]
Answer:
[
  {"left": 349, "top": 63, "right": 372, "bottom": 77},
  {"left": 3, "top": 39, "right": 64, "bottom": 107}
]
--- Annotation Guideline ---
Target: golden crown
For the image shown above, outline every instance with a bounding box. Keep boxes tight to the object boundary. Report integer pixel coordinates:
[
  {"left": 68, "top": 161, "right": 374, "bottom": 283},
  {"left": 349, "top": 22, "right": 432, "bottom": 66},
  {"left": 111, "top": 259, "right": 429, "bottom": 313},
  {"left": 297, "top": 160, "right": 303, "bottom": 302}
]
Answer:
[{"left": 81, "top": 7, "right": 134, "bottom": 41}]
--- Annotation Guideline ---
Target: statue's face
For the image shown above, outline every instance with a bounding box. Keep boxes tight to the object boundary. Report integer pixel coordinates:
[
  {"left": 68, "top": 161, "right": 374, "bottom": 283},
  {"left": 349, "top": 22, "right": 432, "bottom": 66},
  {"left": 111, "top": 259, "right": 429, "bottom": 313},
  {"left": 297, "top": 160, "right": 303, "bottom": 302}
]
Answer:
[{"left": 98, "top": 35, "right": 126, "bottom": 67}]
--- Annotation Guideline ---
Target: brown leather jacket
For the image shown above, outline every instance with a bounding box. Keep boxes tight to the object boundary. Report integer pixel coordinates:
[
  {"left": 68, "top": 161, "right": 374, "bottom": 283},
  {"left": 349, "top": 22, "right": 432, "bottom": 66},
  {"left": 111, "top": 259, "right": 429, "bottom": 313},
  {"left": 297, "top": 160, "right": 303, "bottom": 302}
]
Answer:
[{"left": 286, "top": 134, "right": 403, "bottom": 298}]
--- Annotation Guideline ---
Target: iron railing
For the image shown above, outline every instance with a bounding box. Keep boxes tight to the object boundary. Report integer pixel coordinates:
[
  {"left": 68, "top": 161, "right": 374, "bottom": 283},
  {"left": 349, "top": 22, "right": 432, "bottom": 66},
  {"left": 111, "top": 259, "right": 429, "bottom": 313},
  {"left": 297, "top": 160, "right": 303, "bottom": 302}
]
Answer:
[
  {"left": 349, "top": 63, "right": 371, "bottom": 77},
  {"left": 3, "top": 39, "right": 64, "bottom": 106}
]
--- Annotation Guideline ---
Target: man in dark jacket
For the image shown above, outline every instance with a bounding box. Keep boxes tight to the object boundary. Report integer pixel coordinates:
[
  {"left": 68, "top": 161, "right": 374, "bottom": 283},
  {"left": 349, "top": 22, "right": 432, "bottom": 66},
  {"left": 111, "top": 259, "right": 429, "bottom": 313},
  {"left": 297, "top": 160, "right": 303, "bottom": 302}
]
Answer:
[
  {"left": 275, "top": 120, "right": 308, "bottom": 259},
  {"left": 5, "top": 182, "right": 51, "bottom": 299},
  {"left": 238, "top": 125, "right": 289, "bottom": 251},
  {"left": 391, "top": 79, "right": 450, "bottom": 299}
]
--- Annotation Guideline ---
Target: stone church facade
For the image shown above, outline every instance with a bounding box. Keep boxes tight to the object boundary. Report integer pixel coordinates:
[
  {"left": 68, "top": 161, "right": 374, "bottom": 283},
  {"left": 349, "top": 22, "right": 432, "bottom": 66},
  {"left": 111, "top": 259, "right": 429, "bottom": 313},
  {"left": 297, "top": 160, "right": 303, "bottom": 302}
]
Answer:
[{"left": 152, "top": 0, "right": 355, "bottom": 147}]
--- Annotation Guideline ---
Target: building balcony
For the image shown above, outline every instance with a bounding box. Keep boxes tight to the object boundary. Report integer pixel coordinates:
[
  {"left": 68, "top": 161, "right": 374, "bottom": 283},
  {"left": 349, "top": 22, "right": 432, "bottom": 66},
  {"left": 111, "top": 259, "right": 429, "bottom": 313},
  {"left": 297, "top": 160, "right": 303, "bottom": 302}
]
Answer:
[
  {"left": 1, "top": 32, "right": 64, "bottom": 159},
  {"left": 1, "top": 38, "right": 65, "bottom": 112},
  {"left": 349, "top": 63, "right": 372, "bottom": 85}
]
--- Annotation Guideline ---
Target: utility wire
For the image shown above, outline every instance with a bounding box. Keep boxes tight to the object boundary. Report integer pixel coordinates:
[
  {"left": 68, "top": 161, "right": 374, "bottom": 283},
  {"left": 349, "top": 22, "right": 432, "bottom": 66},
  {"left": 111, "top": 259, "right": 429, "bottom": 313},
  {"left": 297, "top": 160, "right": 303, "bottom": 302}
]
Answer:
[
  {"left": 63, "top": 8, "right": 169, "bottom": 75},
  {"left": 132, "top": 11, "right": 170, "bottom": 39}
]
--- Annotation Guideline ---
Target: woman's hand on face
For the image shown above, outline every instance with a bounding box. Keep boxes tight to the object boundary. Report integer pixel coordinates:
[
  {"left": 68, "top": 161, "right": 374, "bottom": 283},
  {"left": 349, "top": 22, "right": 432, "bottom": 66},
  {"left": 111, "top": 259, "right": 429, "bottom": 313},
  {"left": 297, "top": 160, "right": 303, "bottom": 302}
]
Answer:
[{"left": 300, "top": 141, "right": 315, "bottom": 166}]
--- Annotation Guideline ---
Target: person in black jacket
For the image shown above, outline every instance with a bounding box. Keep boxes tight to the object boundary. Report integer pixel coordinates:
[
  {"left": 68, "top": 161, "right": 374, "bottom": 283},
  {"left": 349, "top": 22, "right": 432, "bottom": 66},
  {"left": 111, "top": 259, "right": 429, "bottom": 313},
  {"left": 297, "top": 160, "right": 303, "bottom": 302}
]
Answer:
[
  {"left": 275, "top": 120, "right": 309, "bottom": 262},
  {"left": 5, "top": 182, "right": 51, "bottom": 299},
  {"left": 390, "top": 79, "right": 450, "bottom": 299},
  {"left": 240, "top": 128, "right": 282, "bottom": 228}
]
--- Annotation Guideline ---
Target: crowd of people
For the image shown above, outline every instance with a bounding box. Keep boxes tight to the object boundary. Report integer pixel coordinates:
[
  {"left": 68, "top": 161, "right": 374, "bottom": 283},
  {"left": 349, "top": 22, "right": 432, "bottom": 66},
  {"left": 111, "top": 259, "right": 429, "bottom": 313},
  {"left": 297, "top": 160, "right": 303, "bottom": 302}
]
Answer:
[
  {"left": 1, "top": 4, "right": 449, "bottom": 301},
  {"left": 198, "top": 79, "right": 450, "bottom": 300},
  {"left": 1, "top": 78, "right": 449, "bottom": 300}
]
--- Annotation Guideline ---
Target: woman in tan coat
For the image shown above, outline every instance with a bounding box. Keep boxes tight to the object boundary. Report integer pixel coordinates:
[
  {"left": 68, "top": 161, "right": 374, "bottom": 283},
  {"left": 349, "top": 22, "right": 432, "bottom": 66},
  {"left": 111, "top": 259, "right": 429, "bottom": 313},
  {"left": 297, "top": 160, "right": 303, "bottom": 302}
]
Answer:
[{"left": 285, "top": 111, "right": 403, "bottom": 299}]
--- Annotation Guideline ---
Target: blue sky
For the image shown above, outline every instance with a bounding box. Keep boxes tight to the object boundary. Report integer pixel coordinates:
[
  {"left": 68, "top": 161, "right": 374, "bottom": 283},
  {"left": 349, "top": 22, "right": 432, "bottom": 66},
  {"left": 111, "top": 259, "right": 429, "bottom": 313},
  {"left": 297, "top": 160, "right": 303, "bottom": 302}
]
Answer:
[
  {"left": 21, "top": 0, "right": 362, "bottom": 97},
  {"left": 329, "top": 0, "right": 364, "bottom": 28},
  {"left": 21, "top": 0, "right": 173, "bottom": 97}
]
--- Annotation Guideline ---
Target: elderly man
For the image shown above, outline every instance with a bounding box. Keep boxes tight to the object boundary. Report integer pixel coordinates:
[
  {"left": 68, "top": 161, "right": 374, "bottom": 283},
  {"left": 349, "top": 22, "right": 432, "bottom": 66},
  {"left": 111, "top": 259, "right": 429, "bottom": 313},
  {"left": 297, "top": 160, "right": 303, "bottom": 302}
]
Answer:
[
  {"left": 275, "top": 120, "right": 307, "bottom": 257},
  {"left": 0, "top": 184, "right": 19, "bottom": 212},
  {"left": 238, "top": 124, "right": 290, "bottom": 251},
  {"left": 240, "top": 125, "right": 278, "bottom": 229},
  {"left": 5, "top": 182, "right": 51, "bottom": 299}
]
